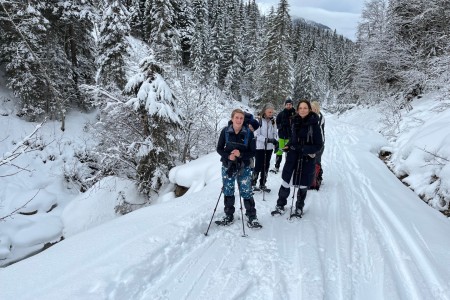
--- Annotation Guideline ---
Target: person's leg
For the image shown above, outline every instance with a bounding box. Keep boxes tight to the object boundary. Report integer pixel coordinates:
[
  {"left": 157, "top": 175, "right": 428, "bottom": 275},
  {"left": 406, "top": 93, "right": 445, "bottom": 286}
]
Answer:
[
  {"left": 274, "top": 138, "right": 289, "bottom": 170},
  {"left": 260, "top": 149, "right": 272, "bottom": 187},
  {"left": 221, "top": 165, "right": 236, "bottom": 216},
  {"left": 238, "top": 166, "right": 256, "bottom": 218},
  {"left": 253, "top": 150, "right": 264, "bottom": 186},
  {"left": 276, "top": 181, "right": 290, "bottom": 208},
  {"left": 296, "top": 188, "right": 307, "bottom": 214}
]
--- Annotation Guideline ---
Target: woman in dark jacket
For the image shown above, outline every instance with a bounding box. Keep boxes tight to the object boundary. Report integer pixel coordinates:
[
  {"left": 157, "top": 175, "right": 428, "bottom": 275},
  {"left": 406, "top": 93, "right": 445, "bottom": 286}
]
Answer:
[
  {"left": 272, "top": 100, "right": 324, "bottom": 217},
  {"left": 216, "top": 108, "right": 260, "bottom": 227}
]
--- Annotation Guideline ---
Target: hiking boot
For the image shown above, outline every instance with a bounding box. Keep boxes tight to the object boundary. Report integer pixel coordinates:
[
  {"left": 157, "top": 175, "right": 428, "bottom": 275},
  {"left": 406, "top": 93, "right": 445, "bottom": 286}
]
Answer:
[
  {"left": 222, "top": 214, "right": 234, "bottom": 225},
  {"left": 247, "top": 215, "right": 262, "bottom": 228},
  {"left": 276, "top": 205, "right": 285, "bottom": 213},
  {"left": 293, "top": 208, "right": 303, "bottom": 216},
  {"left": 271, "top": 205, "right": 285, "bottom": 216}
]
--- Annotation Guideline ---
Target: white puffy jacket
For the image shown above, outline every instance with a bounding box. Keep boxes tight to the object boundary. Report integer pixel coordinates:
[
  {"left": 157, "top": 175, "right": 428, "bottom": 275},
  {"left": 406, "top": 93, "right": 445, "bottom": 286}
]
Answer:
[{"left": 254, "top": 117, "right": 278, "bottom": 150}]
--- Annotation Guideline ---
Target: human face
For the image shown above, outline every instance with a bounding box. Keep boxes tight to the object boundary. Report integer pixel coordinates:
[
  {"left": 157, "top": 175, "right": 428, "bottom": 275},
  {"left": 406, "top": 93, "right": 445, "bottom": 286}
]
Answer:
[
  {"left": 298, "top": 102, "right": 310, "bottom": 118},
  {"left": 231, "top": 112, "right": 245, "bottom": 129},
  {"left": 264, "top": 108, "right": 274, "bottom": 119},
  {"left": 285, "top": 103, "right": 293, "bottom": 110}
]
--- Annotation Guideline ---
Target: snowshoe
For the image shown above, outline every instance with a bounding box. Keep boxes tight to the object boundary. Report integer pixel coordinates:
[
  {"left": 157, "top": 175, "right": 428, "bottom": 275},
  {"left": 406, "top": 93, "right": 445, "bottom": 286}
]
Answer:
[
  {"left": 247, "top": 216, "right": 262, "bottom": 229},
  {"left": 269, "top": 168, "right": 279, "bottom": 174},
  {"left": 215, "top": 215, "right": 234, "bottom": 226},
  {"left": 271, "top": 205, "right": 285, "bottom": 216},
  {"left": 289, "top": 208, "right": 303, "bottom": 219},
  {"left": 260, "top": 186, "right": 271, "bottom": 193},
  {"left": 252, "top": 186, "right": 261, "bottom": 192}
]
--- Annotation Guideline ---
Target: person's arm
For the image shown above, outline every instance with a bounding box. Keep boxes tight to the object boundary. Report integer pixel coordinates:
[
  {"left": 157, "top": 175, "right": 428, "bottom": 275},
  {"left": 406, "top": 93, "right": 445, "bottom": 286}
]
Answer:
[
  {"left": 276, "top": 112, "right": 282, "bottom": 130},
  {"left": 322, "top": 115, "right": 325, "bottom": 143},
  {"left": 216, "top": 129, "right": 230, "bottom": 161},
  {"left": 302, "top": 123, "right": 323, "bottom": 155}
]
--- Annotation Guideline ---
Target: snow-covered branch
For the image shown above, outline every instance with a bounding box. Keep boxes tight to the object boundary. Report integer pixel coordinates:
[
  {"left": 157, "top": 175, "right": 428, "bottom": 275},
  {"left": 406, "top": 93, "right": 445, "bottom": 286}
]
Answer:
[
  {"left": 0, "top": 189, "right": 40, "bottom": 221},
  {"left": 0, "top": 120, "right": 46, "bottom": 171}
]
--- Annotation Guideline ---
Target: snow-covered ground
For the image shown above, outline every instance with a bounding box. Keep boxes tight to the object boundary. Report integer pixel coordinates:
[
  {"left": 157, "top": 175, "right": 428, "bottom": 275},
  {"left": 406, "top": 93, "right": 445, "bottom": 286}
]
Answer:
[{"left": 1, "top": 97, "right": 450, "bottom": 299}]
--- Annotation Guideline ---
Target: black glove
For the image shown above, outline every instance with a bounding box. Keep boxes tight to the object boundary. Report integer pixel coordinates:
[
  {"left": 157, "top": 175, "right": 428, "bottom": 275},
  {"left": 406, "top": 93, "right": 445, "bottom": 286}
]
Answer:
[
  {"left": 272, "top": 140, "right": 279, "bottom": 149},
  {"left": 267, "top": 138, "right": 277, "bottom": 144},
  {"left": 289, "top": 145, "right": 303, "bottom": 154}
]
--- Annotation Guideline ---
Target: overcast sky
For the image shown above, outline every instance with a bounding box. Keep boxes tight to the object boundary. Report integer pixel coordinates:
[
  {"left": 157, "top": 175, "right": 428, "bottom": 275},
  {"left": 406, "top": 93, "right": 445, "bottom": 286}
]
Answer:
[{"left": 255, "top": 0, "right": 364, "bottom": 41}]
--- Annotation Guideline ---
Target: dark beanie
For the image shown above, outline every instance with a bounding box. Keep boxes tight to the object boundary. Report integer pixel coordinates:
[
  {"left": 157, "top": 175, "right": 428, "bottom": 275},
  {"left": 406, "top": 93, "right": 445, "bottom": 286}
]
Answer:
[{"left": 284, "top": 98, "right": 293, "bottom": 105}]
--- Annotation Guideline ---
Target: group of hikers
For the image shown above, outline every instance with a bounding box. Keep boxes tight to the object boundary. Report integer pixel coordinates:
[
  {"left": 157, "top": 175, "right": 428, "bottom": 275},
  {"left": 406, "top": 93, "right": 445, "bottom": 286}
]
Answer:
[{"left": 215, "top": 99, "right": 325, "bottom": 228}]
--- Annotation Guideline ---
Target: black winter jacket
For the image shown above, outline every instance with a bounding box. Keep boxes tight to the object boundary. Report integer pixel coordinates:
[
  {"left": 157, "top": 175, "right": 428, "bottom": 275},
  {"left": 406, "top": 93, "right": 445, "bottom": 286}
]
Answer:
[
  {"left": 281, "top": 113, "right": 323, "bottom": 186},
  {"left": 217, "top": 124, "right": 256, "bottom": 168},
  {"left": 276, "top": 108, "right": 296, "bottom": 139}
]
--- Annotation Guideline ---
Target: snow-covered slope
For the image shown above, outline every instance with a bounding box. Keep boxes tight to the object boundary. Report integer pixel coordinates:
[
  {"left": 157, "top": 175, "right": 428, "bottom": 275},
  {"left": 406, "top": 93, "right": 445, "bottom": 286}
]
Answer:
[{"left": 2, "top": 114, "right": 450, "bottom": 300}]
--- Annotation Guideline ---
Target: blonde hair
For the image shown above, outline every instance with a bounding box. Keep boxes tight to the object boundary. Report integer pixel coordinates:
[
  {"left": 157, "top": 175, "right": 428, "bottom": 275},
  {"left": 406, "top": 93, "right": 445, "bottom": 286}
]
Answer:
[
  {"left": 231, "top": 108, "right": 245, "bottom": 119},
  {"left": 311, "top": 101, "right": 320, "bottom": 114}
]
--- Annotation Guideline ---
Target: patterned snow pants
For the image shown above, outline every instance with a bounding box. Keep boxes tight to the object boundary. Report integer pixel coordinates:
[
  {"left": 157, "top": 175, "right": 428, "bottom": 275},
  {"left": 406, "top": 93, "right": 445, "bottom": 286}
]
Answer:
[{"left": 221, "top": 165, "right": 256, "bottom": 217}]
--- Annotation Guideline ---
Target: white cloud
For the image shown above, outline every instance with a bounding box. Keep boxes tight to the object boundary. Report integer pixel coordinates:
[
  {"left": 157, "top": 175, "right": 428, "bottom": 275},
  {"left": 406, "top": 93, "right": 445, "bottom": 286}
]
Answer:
[
  {"left": 256, "top": 1, "right": 362, "bottom": 41},
  {"left": 292, "top": 7, "right": 360, "bottom": 40}
]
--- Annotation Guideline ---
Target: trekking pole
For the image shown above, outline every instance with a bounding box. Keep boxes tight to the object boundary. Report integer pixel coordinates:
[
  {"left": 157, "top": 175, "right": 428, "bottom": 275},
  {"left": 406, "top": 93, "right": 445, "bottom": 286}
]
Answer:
[
  {"left": 262, "top": 136, "right": 268, "bottom": 201},
  {"left": 236, "top": 174, "right": 248, "bottom": 237},
  {"left": 289, "top": 155, "right": 303, "bottom": 219},
  {"left": 204, "top": 188, "right": 223, "bottom": 236}
]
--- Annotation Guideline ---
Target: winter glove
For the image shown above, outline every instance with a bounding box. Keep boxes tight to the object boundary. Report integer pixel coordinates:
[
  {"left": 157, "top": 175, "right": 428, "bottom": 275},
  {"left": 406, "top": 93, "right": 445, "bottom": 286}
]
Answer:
[
  {"left": 267, "top": 138, "right": 277, "bottom": 144},
  {"left": 290, "top": 145, "right": 303, "bottom": 154},
  {"left": 272, "top": 140, "right": 279, "bottom": 149}
]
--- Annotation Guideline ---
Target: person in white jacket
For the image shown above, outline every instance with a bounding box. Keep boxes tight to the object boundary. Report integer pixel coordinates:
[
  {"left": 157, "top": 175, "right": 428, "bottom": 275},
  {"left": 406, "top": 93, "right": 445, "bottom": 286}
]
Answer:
[{"left": 252, "top": 103, "right": 278, "bottom": 192}]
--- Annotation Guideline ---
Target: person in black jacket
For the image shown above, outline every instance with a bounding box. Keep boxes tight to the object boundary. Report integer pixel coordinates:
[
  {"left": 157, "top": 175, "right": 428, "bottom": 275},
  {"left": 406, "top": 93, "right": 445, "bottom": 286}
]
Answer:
[
  {"left": 273, "top": 98, "right": 296, "bottom": 172},
  {"left": 272, "top": 100, "right": 324, "bottom": 216},
  {"left": 216, "top": 108, "right": 260, "bottom": 227}
]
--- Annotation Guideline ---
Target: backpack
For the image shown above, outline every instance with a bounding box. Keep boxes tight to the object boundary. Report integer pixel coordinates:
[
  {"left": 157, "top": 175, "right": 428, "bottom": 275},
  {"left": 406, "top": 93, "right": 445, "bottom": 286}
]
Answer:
[
  {"left": 225, "top": 125, "right": 251, "bottom": 149},
  {"left": 309, "top": 163, "right": 322, "bottom": 190}
]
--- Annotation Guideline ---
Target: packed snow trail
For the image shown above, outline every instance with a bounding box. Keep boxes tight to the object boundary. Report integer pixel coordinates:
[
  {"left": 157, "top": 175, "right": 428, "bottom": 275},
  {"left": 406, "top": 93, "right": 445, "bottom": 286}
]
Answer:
[{"left": 1, "top": 116, "right": 450, "bottom": 300}]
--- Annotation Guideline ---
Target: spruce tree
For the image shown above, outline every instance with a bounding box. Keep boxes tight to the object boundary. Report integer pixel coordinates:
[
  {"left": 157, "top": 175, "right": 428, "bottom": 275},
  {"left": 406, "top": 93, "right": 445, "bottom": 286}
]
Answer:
[
  {"left": 124, "top": 56, "right": 182, "bottom": 194},
  {"left": 147, "top": 0, "right": 181, "bottom": 65},
  {"left": 97, "top": 0, "right": 130, "bottom": 90},
  {"left": 258, "top": 0, "right": 293, "bottom": 108}
]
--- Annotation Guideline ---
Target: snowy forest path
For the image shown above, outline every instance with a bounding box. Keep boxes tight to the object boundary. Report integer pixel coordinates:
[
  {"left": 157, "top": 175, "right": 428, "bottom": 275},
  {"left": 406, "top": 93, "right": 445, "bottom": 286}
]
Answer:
[
  {"left": 105, "top": 116, "right": 450, "bottom": 300},
  {"left": 2, "top": 116, "right": 450, "bottom": 300}
]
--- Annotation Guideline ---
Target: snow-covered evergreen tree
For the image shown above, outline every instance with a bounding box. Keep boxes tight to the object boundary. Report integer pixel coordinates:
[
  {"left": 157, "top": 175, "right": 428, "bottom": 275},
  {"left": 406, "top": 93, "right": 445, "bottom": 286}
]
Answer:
[
  {"left": 125, "top": 55, "right": 182, "bottom": 194},
  {"left": 147, "top": 0, "right": 182, "bottom": 66},
  {"left": 0, "top": 1, "right": 54, "bottom": 120},
  {"left": 97, "top": 0, "right": 130, "bottom": 90},
  {"left": 257, "top": 0, "right": 293, "bottom": 108}
]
